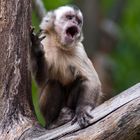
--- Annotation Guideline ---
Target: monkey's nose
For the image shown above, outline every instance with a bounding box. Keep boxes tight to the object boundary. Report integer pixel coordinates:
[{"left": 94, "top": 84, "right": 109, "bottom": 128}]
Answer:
[{"left": 72, "top": 18, "right": 78, "bottom": 24}]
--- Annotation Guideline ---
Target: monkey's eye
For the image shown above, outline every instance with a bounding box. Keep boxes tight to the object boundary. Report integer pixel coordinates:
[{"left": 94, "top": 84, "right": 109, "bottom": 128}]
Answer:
[
  {"left": 66, "top": 15, "right": 73, "bottom": 20},
  {"left": 77, "top": 18, "right": 82, "bottom": 25}
]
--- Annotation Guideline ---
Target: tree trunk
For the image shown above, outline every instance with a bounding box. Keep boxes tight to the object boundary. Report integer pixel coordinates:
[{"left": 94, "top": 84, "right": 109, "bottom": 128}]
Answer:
[{"left": 0, "top": 0, "right": 36, "bottom": 139}]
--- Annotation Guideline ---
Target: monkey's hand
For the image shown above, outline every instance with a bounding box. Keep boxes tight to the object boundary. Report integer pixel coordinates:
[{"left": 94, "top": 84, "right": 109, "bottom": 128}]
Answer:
[
  {"left": 29, "top": 27, "right": 47, "bottom": 85},
  {"left": 30, "top": 27, "right": 45, "bottom": 57},
  {"left": 71, "top": 106, "right": 93, "bottom": 128}
]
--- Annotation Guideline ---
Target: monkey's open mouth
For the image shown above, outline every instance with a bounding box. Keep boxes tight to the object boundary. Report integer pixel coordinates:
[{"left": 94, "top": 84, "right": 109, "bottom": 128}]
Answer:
[{"left": 66, "top": 26, "right": 78, "bottom": 38}]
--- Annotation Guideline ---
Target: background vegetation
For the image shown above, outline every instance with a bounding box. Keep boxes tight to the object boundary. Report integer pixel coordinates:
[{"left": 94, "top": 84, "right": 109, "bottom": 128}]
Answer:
[{"left": 32, "top": 0, "right": 140, "bottom": 125}]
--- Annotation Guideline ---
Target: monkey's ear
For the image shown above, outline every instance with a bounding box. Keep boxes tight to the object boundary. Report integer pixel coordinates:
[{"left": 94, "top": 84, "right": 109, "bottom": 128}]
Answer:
[{"left": 39, "top": 11, "right": 55, "bottom": 32}]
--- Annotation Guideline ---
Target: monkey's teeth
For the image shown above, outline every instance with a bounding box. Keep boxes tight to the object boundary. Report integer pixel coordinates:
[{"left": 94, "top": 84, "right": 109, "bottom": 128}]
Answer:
[{"left": 66, "top": 26, "right": 78, "bottom": 38}]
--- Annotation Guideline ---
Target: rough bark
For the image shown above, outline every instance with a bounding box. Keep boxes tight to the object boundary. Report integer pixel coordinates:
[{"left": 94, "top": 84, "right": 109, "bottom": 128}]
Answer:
[{"left": 0, "top": 0, "right": 36, "bottom": 139}]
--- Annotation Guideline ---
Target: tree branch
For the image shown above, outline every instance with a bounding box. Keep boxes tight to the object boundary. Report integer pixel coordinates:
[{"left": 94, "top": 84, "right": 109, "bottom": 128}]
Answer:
[{"left": 20, "top": 83, "right": 140, "bottom": 140}]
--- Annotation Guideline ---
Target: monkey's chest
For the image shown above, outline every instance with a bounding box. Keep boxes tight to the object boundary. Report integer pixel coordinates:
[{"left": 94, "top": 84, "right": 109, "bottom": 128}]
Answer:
[{"left": 45, "top": 52, "right": 76, "bottom": 85}]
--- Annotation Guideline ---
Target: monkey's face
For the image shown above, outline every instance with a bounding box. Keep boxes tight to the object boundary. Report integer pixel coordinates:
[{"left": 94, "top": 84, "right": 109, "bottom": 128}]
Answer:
[{"left": 54, "top": 6, "right": 83, "bottom": 48}]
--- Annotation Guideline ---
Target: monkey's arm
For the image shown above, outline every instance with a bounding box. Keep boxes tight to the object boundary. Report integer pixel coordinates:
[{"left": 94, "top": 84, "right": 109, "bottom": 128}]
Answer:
[
  {"left": 72, "top": 80, "right": 103, "bottom": 128},
  {"left": 70, "top": 49, "right": 103, "bottom": 128},
  {"left": 30, "top": 28, "right": 47, "bottom": 87}
]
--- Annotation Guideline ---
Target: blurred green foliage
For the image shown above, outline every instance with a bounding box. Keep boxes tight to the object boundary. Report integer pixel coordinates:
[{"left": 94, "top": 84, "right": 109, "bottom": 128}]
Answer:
[
  {"left": 42, "top": 0, "right": 72, "bottom": 10},
  {"left": 113, "top": 0, "right": 140, "bottom": 92},
  {"left": 106, "top": 0, "right": 140, "bottom": 92},
  {"left": 32, "top": 80, "right": 45, "bottom": 126},
  {"left": 32, "top": 11, "right": 40, "bottom": 31},
  {"left": 101, "top": 0, "right": 140, "bottom": 92},
  {"left": 100, "top": 0, "right": 114, "bottom": 14}
]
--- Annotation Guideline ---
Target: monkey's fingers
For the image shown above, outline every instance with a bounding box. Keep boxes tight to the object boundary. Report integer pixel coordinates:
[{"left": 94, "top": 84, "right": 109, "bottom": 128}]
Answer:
[
  {"left": 78, "top": 114, "right": 89, "bottom": 128},
  {"left": 30, "top": 26, "right": 35, "bottom": 34},
  {"left": 78, "top": 113, "right": 90, "bottom": 128},
  {"left": 30, "top": 27, "right": 37, "bottom": 42},
  {"left": 71, "top": 111, "right": 93, "bottom": 128},
  {"left": 39, "top": 36, "right": 46, "bottom": 42}
]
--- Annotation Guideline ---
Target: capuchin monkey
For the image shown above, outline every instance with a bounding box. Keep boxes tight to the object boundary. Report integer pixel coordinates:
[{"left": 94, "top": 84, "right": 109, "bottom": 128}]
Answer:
[{"left": 30, "top": 5, "right": 104, "bottom": 129}]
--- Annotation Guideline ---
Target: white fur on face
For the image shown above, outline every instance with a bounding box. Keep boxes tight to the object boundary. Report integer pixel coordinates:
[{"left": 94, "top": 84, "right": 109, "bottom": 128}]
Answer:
[
  {"left": 77, "top": 10, "right": 83, "bottom": 20},
  {"left": 54, "top": 6, "right": 74, "bottom": 21},
  {"left": 40, "top": 6, "right": 83, "bottom": 31},
  {"left": 54, "top": 6, "right": 83, "bottom": 22},
  {"left": 39, "top": 12, "right": 54, "bottom": 30},
  {"left": 39, "top": 16, "right": 48, "bottom": 30}
]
